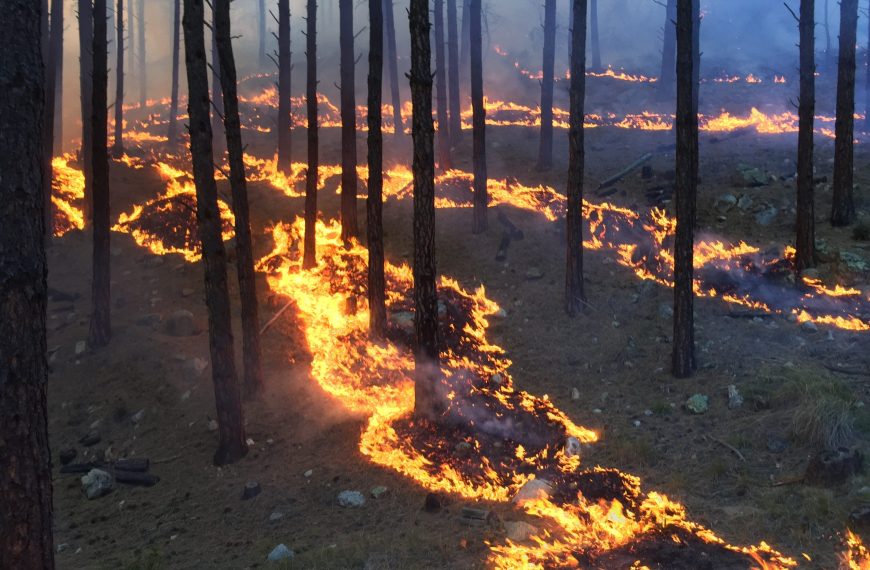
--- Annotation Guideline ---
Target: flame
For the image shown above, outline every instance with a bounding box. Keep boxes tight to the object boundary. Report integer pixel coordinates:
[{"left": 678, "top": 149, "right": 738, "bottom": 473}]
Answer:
[
  {"left": 51, "top": 153, "right": 86, "bottom": 236},
  {"left": 845, "top": 531, "right": 870, "bottom": 570}
]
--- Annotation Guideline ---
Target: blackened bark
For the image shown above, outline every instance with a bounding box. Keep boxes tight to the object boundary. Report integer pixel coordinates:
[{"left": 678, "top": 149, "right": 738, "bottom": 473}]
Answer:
[
  {"left": 367, "top": 0, "right": 387, "bottom": 339},
  {"left": 672, "top": 0, "right": 698, "bottom": 378},
  {"left": 0, "top": 3, "right": 55, "bottom": 567},
  {"left": 55, "top": 9, "right": 63, "bottom": 154},
  {"left": 79, "top": 0, "right": 94, "bottom": 224},
  {"left": 384, "top": 0, "right": 403, "bottom": 133},
  {"left": 340, "top": 0, "right": 358, "bottom": 242},
  {"left": 659, "top": 0, "right": 676, "bottom": 100},
  {"left": 537, "top": 0, "right": 556, "bottom": 171},
  {"left": 589, "top": 0, "right": 601, "bottom": 70},
  {"left": 89, "top": 0, "right": 112, "bottom": 348},
  {"left": 795, "top": 0, "right": 815, "bottom": 272},
  {"left": 434, "top": 0, "right": 451, "bottom": 168},
  {"left": 447, "top": 0, "right": 462, "bottom": 146},
  {"left": 831, "top": 0, "right": 858, "bottom": 227},
  {"left": 137, "top": 0, "right": 145, "bottom": 106},
  {"left": 127, "top": 0, "right": 134, "bottom": 86},
  {"left": 210, "top": 12, "right": 225, "bottom": 156},
  {"left": 168, "top": 0, "right": 181, "bottom": 146},
  {"left": 113, "top": 0, "right": 125, "bottom": 155},
  {"left": 470, "top": 0, "right": 487, "bottom": 233},
  {"left": 460, "top": 0, "right": 470, "bottom": 97},
  {"left": 303, "top": 0, "right": 318, "bottom": 269},
  {"left": 691, "top": 0, "right": 699, "bottom": 116},
  {"left": 258, "top": 0, "right": 266, "bottom": 68},
  {"left": 566, "top": 0, "right": 587, "bottom": 316},
  {"left": 277, "top": 0, "right": 293, "bottom": 174},
  {"left": 865, "top": 4, "right": 870, "bottom": 132},
  {"left": 43, "top": 0, "right": 64, "bottom": 231},
  {"left": 214, "top": 0, "right": 265, "bottom": 397},
  {"left": 182, "top": 0, "right": 248, "bottom": 465}
]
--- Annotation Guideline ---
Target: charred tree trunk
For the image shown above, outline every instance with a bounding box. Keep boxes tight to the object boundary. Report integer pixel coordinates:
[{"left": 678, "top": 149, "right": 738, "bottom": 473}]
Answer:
[
  {"left": 565, "top": 0, "right": 587, "bottom": 316},
  {"left": 276, "top": 0, "right": 293, "bottom": 174},
  {"left": 339, "top": 0, "right": 358, "bottom": 242},
  {"left": 43, "top": 0, "right": 64, "bottom": 232},
  {"left": 671, "top": 0, "right": 698, "bottom": 379},
  {"left": 447, "top": 0, "right": 462, "bottom": 146},
  {"left": 367, "top": 0, "right": 387, "bottom": 339},
  {"left": 409, "top": 0, "right": 442, "bottom": 420},
  {"left": 384, "top": 0, "right": 403, "bottom": 133},
  {"left": 434, "top": 0, "right": 451, "bottom": 168},
  {"left": 831, "top": 0, "right": 858, "bottom": 227},
  {"left": 865, "top": 5, "right": 870, "bottom": 132},
  {"left": 182, "top": 0, "right": 248, "bottom": 466},
  {"left": 168, "top": 0, "right": 181, "bottom": 146},
  {"left": 589, "top": 0, "right": 601, "bottom": 70},
  {"left": 79, "top": 0, "right": 94, "bottom": 225},
  {"left": 137, "top": 0, "right": 145, "bottom": 106},
  {"left": 113, "top": 0, "right": 125, "bottom": 155},
  {"left": 89, "top": 0, "right": 111, "bottom": 348},
  {"left": 537, "top": 0, "right": 556, "bottom": 171},
  {"left": 659, "top": 0, "right": 676, "bottom": 100},
  {"left": 210, "top": 13, "right": 225, "bottom": 157},
  {"left": 0, "top": 3, "right": 55, "bottom": 567},
  {"left": 795, "top": 0, "right": 816, "bottom": 272},
  {"left": 258, "top": 0, "right": 267, "bottom": 68},
  {"left": 214, "top": 0, "right": 265, "bottom": 397},
  {"left": 303, "top": 0, "right": 318, "bottom": 269},
  {"left": 460, "top": 0, "right": 471, "bottom": 98},
  {"left": 127, "top": 0, "right": 134, "bottom": 87},
  {"left": 470, "top": 0, "right": 487, "bottom": 233},
  {"left": 52, "top": 0, "right": 64, "bottom": 154},
  {"left": 691, "top": 0, "right": 700, "bottom": 116}
]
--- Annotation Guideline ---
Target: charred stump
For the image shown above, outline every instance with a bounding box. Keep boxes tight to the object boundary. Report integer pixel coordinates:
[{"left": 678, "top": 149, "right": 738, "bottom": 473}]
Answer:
[
  {"left": 368, "top": 0, "right": 387, "bottom": 339},
  {"left": 303, "top": 0, "right": 318, "bottom": 269},
  {"left": 831, "top": 0, "right": 858, "bottom": 227},
  {"left": 340, "top": 0, "right": 358, "bottom": 242},
  {"left": 537, "top": 0, "right": 557, "bottom": 171},
  {"left": 470, "top": 0, "right": 487, "bottom": 233},
  {"left": 794, "top": 0, "right": 816, "bottom": 271},
  {"left": 566, "top": 0, "right": 587, "bottom": 316}
]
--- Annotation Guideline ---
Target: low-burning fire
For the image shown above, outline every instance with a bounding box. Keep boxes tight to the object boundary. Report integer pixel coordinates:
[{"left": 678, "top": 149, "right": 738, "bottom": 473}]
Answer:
[{"left": 52, "top": 153, "right": 86, "bottom": 236}]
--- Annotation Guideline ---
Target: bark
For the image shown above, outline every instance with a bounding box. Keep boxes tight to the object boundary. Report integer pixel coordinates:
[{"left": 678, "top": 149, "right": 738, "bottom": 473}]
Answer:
[
  {"left": 831, "top": 0, "right": 858, "bottom": 227},
  {"left": 824, "top": 0, "right": 832, "bottom": 71},
  {"left": 589, "top": 0, "right": 601, "bottom": 70},
  {"left": 384, "top": 0, "right": 403, "bottom": 133},
  {"left": 43, "top": 0, "right": 64, "bottom": 231},
  {"left": 113, "top": 0, "right": 125, "bottom": 155},
  {"left": 565, "top": 0, "right": 587, "bottom": 316},
  {"left": 168, "top": 0, "right": 181, "bottom": 146},
  {"left": 182, "top": 0, "right": 248, "bottom": 466},
  {"left": 460, "top": 0, "right": 470, "bottom": 97},
  {"left": 79, "top": 0, "right": 94, "bottom": 224},
  {"left": 672, "top": 0, "right": 698, "bottom": 378},
  {"left": 339, "top": 0, "right": 358, "bottom": 242},
  {"left": 54, "top": 14, "right": 63, "bottom": 155},
  {"left": 127, "top": 0, "right": 134, "bottom": 86},
  {"left": 214, "top": 0, "right": 265, "bottom": 397},
  {"left": 276, "top": 0, "right": 292, "bottom": 174},
  {"left": 0, "top": 3, "right": 55, "bottom": 567},
  {"left": 367, "top": 0, "right": 387, "bottom": 339},
  {"left": 303, "top": 0, "right": 318, "bottom": 269},
  {"left": 691, "top": 0, "right": 699, "bottom": 116},
  {"left": 434, "top": 0, "right": 451, "bottom": 168},
  {"left": 537, "top": 0, "right": 556, "bottom": 171},
  {"left": 258, "top": 0, "right": 266, "bottom": 68},
  {"left": 447, "top": 0, "right": 462, "bottom": 145},
  {"left": 409, "top": 0, "right": 442, "bottom": 420},
  {"left": 89, "top": 0, "right": 112, "bottom": 348},
  {"left": 865, "top": 3, "right": 870, "bottom": 132},
  {"left": 659, "top": 0, "right": 676, "bottom": 100},
  {"left": 210, "top": 11, "right": 225, "bottom": 157},
  {"left": 470, "top": 0, "right": 487, "bottom": 233},
  {"left": 795, "top": 0, "right": 815, "bottom": 272},
  {"left": 137, "top": 0, "right": 145, "bottom": 106}
]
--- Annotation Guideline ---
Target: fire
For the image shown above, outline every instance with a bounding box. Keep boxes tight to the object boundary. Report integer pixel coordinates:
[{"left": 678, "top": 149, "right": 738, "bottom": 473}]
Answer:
[
  {"left": 845, "top": 531, "right": 870, "bottom": 570},
  {"left": 51, "top": 153, "right": 86, "bottom": 236}
]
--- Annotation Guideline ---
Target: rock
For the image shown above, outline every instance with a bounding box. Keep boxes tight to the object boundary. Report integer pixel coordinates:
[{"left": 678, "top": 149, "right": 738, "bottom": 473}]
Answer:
[
  {"left": 131, "top": 409, "right": 145, "bottom": 424},
  {"left": 766, "top": 436, "right": 788, "bottom": 454},
  {"left": 658, "top": 303, "right": 673, "bottom": 319},
  {"left": 241, "top": 481, "right": 262, "bottom": 500},
  {"left": 755, "top": 206, "right": 778, "bottom": 227},
  {"left": 841, "top": 251, "right": 869, "bottom": 272},
  {"left": 135, "top": 313, "right": 163, "bottom": 328},
  {"left": 733, "top": 164, "right": 768, "bottom": 187},
  {"left": 685, "top": 394, "right": 709, "bottom": 414},
  {"left": 267, "top": 544, "right": 295, "bottom": 562},
  {"left": 492, "top": 308, "right": 508, "bottom": 319},
  {"left": 185, "top": 357, "right": 209, "bottom": 376},
  {"left": 460, "top": 506, "right": 492, "bottom": 526},
  {"left": 512, "top": 478, "right": 553, "bottom": 506},
  {"left": 564, "top": 436, "right": 581, "bottom": 458},
  {"left": 165, "top": 309, "right": 199, "bottom": 337},
  {"left": 714, "top": 193, "right": 738, "bottom": 212},
  {"left": 805, "top": 447, "right": 863, "bottom": 487},
  {"left": 337, "top": 490, "right": 365, "bottom": 508},
  {"left": 268, "top": 511, "right": 285, "bottom": 522},
  {"left": 571, "top": 387, "right": 581, "bottom": 401},
  {"left": 632, "top": 420, "right": 642, "bottom": 428},
  {"left": 490, "top": 373, "right": 504, "bottom": 387},
  {"left": 388, "top": 311, "right": 415, "bottom": 333},
  {"left": 370, "top": 486, "right": 389, "bottom": 499},
  {"left": 525, "top": 267, "right": 544, "bottom": 280},
  {"left": 74, "top": 340, "right": 87, "bottom": 355},
  {"left": 423, "top": 492, "right": 448, "bottom": 512},
  {"left": 736, "top": 195, "right": 754, "bottom": 210},
  {"left": 504, "top": 520, "right": 539, "bottom": 542},
  {"left": 59, "top": 447, "right": 77, "bottom": 466},
  {"left": 79, "top": 430, "right": 101, "bottom": 447},
  {"left": 727, "top": 385, "right": 743, "bottom": 410},
  {"left": 801, "top": 321, "right": 818, "bottom": 333},
  {"left": 181, "top": 288, "right": 195, "bottom": 297},
  {"left": 303, "top": 469, "right": 313, "bottom": 478},
  {"left": 207, "top": 419, "right": 219, "bottom": 432},
  {"left": 81, "top": 469, "right": 114, "bottom": 499}
]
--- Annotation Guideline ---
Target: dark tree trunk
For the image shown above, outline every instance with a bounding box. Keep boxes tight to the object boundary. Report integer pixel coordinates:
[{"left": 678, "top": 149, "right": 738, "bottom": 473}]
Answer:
[
  {"left": 795, "top": 0, "right": 816, "bottom": 272},
  {"left": 691, "top": 0, "right": 699, "bottom": 116},
  {"left": 447, "top": 0, "right": 462, "bottom": 146},
  {"left": 43, "top": 0, "right": 64, "bottom": 231},
  {"left": 671, "top": 0, "right": 698, "bottom": 379},
  {"left": 565, "top": 0, "right": 587, "bottom": 316},
  {"left": 54, "top": 15, "right": 63, "bottom": 155},
  {"left": 214, "top": 0, "right": 265, "bottom": 397},
  {"left": 537, "top": 0, "right": 556, "bottom": 171},
  {"left": 210, "top": 12, "right": 225, "bottom": 157},
  {"left": 589, "top": 0, "right": 601, "bottom": 70},
  {"left": 368, "top": 0, "right": 387, "bottom": 340},
  {"left": 824, "top": 0, "right": 832, "bottom": 71},
  {"left": 831, "top": 0, "right": 858, "bottom": 227},
  {"left": 137, "top": 0, "right": 145, "bottom": 106},
  {"left": 127, "top": 0, "right": 134, "bottom": 89},
  {"left": 460, "top": 0, "right": 470, "bottom": 97},
  {"left": 78, "top": 0, "right": 94, "bottom": 224},
  {"left": 0, "top": 3, "right": 55, "bottom": 567},
  {"left": 277, "top": 0, "right": 293, "bottom": 174},
  {"left": 865, "top": 3, "right": 870, "bottom": 132},
  {"left": 434, "top": 0, "right": 451, "bottom": 168},
  {"left": 89, "top": 0, "right": 112, "bottom": 348},
  {"left": 258, "top": 0, "right": 266, "bottom": 68},
  {"left": 384, "top": 0, "right": 403, "bottom": 133},
  {"left": 168, "top": 0, "right": 181, "bottom": 146},
  {"left": 470, "top": 0, "right": 487, "bottom": 233},
  {"left": 339, "top": 0, "right": 358, "bottom": 242},
  {"left": 303, "top": 0, "right": 318, "bottom": 269},
  {"left": 659, "top": 0, "right": 676, "bottom": 100},
  {"left": 182, "top": 0, "right": 248, "bottom": 466},
  {"left": 113, "top": 0, "right": 125, "bottom": 155}
]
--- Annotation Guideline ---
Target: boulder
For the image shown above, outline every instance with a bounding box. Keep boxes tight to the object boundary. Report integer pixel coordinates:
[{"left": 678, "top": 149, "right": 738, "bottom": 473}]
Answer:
[{"left": 267, "top": 544, "right": 295, "bottom": 563}]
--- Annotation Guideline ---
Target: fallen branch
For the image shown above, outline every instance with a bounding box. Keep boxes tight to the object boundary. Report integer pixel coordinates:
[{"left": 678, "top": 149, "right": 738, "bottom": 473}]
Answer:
[
  {"left": 598, "top": 152, "right": 653, "bottom": 189},
  {"left": 707, "top": 435, "right": 746, "bottom": 462},
  {"left": 260, "top": 299, "right": 294, "bottom": 335}
]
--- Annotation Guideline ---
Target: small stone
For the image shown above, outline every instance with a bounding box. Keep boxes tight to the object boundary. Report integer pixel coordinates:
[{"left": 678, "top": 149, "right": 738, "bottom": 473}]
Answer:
[
  {"left": 715, "top": 193, "right": 738, "bottom": 212},
  {"left": 737, "top": 195, "right": 754, "bottom": 210},
  {"left": 59, "top": 447, "right": 77, "bottom": 466},
  {"left": 267, "top": 544, "right": 295, "bottom": 562},
  {"left": 337, "top": 490, "right": 365, "bottom": 508},
  {"left": 490, "top": 373, "right": 503, "bottom": 386},
  {"left": 268, "top": 511, "right": 285, "bottom": 522},
  {"left": 74, "top": 341, "right": 86, "bottom": 355},
  {"left": 564, "top": 437, "right": 581, "bottom": 458},
  {"left": 186, "top": 357, "right": 209, "bottom": 376},
  {"left": 801, "top": 321, "right": 818, "bottom": 333},
  {"left": 241, "top": 481, "right": 262, "bottom": 500},
  {"left": 755, "top": 206, "right": 778, "bottom": 226},
  {"left": 632, "top": 420, "right": 642, "bottom": 428},
  {"left": 727, "top": 385, "right": 743, "bottom": 410},
  {"left": 504, "top": 520, "right": 539, "bottom": 542},
  {"left": 303, "top": 469, "right": 313, "bottom": 478},
  {"left": 79, "top": 430, "right": 101, "bottom": 447},
  {"left": 685, "top": 394, "right": 709, "bottom": 414},
  {"left": 165, "top": 309, "right": 199, "bottom": 337},
  {"left": 512, "top": 478, "right": 553, "bottom": 506},
  {"left": 592, "top": 408, "right": 602, "bottom": 414},
  {"left": 571, "top": 387, "right": 581, "bottom": 401},
  {"left": 131, "top": 409, "right": 145, "bottom": 424},
  {"left": 81, "top": 469, "right": 114, "bottom": 499},
  {"left": 181, "top": 288, "right": 195, "bottom": 297},
  {"left": 643, "top": 409, "right": 653, "bottom": 417},
  {"left": 56, "top": 543, "right": 71, "bottom": 553},
  {"left": 370, "top": 486, "right": 389, "bottom": 499},
  {"left": 492, "top": 308, "right": 508, "bottom": 319},
  {"left": 180, "top": 390, "right": 191, "bottom": 401},
  {"left": 207, "top": 419, "right": 219, "bottom": 432},
  {"left": 525, "top": 267, "right": 544, "bottom": 280}
]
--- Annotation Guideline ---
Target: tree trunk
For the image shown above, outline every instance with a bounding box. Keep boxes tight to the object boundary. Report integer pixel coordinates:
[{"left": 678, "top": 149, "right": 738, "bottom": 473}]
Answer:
[
  {"left": 276, "top": 0, "right": 292, "bottom": 174},
  {"left": 43, "top": 0, "right": 64, "bottom": 232},
  {"left": 210, "top": 12, "right": 225, "bottom": 157},
  {"left": 565, "top": 0, "right": 587, "bottom": 316},
  {"left": 182, "top": 0, "right": 248, "bottom": 466},
  {"left": 303, "top": 0, "right": 318, "bottom": 269},
  {"left": 460, "top": 0, "right": 470, "bottom": 98},
  {"left": 258, "top": 0, "right": 266, "bottom": 68},
  {"left": 384, "top": 0, "right": 403, "bottom": 134},
  {"left": 824, "top": 0, "right": 832, "bottom": 71},
  {"left": 0, "top": 3, "right": 55, "bottom": 567},
  {"left": 79, "top": 0, "right": 94, "bottom": 225},
  {"left": 470, "top": 0, "right": 487, "bottom": 233},
  {"left": 368, "top": 0, "right": 387, "bottom": 340},
  {"left": 214, "top": 0, "right": 265, "bottom": 397},
  {"left": 89, "top": 0, "right": 112, "bottom": 348},
  {"left": 865, "top": 3, "right": 870, "bottom": 132},
  {"left": 127, "top": 0, "right": 134, "bottom": 95},
  {"left": 795, "top": 0, "right": 815, "bottom": 272},
  {"left": 589, "top": 0, "right": 601, "bottom": 70},
  {"left": 537, "top": 0, "right": 556, "bottom": 171},
  {"left": 447, "top": 0, "right": 462, "bottom": 146},
  {"left": 659, "top": 0, "right": 676, "bottom": 100},
  {"left": 137, "top": 0, "right": 145, "bottom": 106},
  {"left": 53, "top": 0, "right": 64, "bottom": 154},
  {"left": 168, "top": 0, "right": 181, "bottom": 146},
  {"left": 340, "top": 0, "right": 358, "bottom": 242},
  {"left": 831, "top": 0, "right": 858, "bottom": 227},
  {"left": 671, "top": 0, "right": 698, "bottom": 378},
  {"left": 434, "top": 0, "right": 451, "bottom": 168},
  {"left": 691, "top": 0, "right": 699, "bottom": 116},
  {"left": 113, "top": 0, "right": 125, "bottom": 155}
]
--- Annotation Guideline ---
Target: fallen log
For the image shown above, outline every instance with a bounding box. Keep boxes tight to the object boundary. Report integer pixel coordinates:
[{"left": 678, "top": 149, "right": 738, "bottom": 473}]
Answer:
[
  {"left": 60, "top": 458, "right": 151, "bottom": 474},
  {"left": 598, "top": 152, "right": 653, "bottom": 189}
]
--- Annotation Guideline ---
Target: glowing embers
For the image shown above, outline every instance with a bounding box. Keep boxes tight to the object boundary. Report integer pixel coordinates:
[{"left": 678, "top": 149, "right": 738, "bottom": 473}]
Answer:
[
  {"left": 52, "top": 153, "right": 86, "bottom": 236},
  {"left": 845, "top": 531, "right": 870, "bottom": 569}
]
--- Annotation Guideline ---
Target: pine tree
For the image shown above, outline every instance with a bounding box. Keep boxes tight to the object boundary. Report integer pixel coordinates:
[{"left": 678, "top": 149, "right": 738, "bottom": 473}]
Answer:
[
  {"left": 434, "top": 0, "right": 452, "bottom": 168},
  {"left": 659, "top": 0, "right": 676, "bottom": 101},
  {"left": 137, "top": 0, "right": 145, "bottom": 105},
  {"left": 112, "top": 0, "right": 125, "bottom": 156},
  {"left": 384, "top": 0, "right": 403, "bottom": 133},
  {"left": 565, "top": 0, "right": 587, "bottom": 316},
  {"left": 470, "top": 0, "right": 487, "bottom": 233},
  {"left": 537, "top": 0, "right": 556, "bottom": 171},
  {"left": 589, "top": 0, "right": 601, "bottom": 70},
  {"left": 168, "top": 0, "right": 182, "bottom": 146},
  {"left": 339, "top": 0, "right": 358, "bottom": 242},
  {"left": 831, "top": 0, "right": 858, "bottom": 226},
  {"left": 78, "top": 0, "right": 94, "bottom": 224},
  {"left": 303, "top": 0, "right": 318, "bottom": 269},
  {"left": 367, "top": 0, "right": 387, "bottom": 339},
  {"left": 794, "top": 0, "right": 816, "bottom": 271},
  {"left": 43, "top": 0, "right": 64, "bottom": 230},
  {"left": 277, "top": 0, "right": 293, "bottom": 174},
  {"left": 446, "top": 0, "right": 462, "bottom": 146}
]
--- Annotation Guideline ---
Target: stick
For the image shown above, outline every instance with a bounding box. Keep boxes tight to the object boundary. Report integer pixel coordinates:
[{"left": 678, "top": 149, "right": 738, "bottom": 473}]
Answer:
[
  {"left": 707, "top": 435, "right": 746, "bottom": 462},
  {"left": 260, "top": 299, "right": 294, "bottom": 334},
  {"left": 598, "top": 152, "right": 653, "bottom": 189}
]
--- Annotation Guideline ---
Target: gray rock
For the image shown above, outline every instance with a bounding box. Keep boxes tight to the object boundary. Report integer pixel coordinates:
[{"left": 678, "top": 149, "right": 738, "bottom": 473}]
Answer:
[
  {"left": 658, "top": 303, "right": 673, "bottom": 319},
  {"left": 755, "top": 206, "right": 778, "bottom": 226},
  {"left": 337, "top": 490, "right": 366, "bottom": 508},
  {"left": 685, "top": 394, "right": 709, "bottom": 414},
  {"left": 131, "top": 409, "right": 145, "bottom": 424},
  {"left": 81, "top": 469, "right": 114, "bottom": 499},
  {"left": 165, "top": 310, "right": 199, "bottom": 337},
  {"left": 526, "top": 267, "right": 545, "bottom": 280},
  {"left": 571, "top": 387, "right": 581, "bottom": 401},
  {"left": 801, "top": 321, "right": 818, "bottom": 333},
  {"left": 207, "top": 419, "right": 219, "bottom": 432},
  {"left": 564, "top": 436, "right": 581, "bottom": 458},
  {"left": 181, "top": 288, "right": 195, "bottom": 297},
  {"left": 388, "top": 311, "right": 415, "bottom": 333},
  {"left": 727, "top": 385, "right": 743, "bottom": 410},
  {"left": 268, "top": 511, "right": 285, "bottom": 522},
  {"left": 267, "top": 544, "right": 295, "bottom": 562},
  {"left": 734, "top": 164, "right": 768, "bottom": 187},
  {"left": 504, "top": 520, "right": 539, "bottom": 542},
  {"left": 714, "top": 194, "right": 738, "bottom": 212},
  {"left": 242, "top": 481, "right": 262, "bottom": 500},
  {"left": 512, "top": 478, "right": 553, "bottom": 506},
  {"left": 79, "top": 430, "right": 101, "bottom": 447},
  {"left": 370, "top": 486, "right": 389, "bottom": 499},
  {"left": 74, "top": 340, "right": 87, "bottom": 355},
  {"left": 737, "top": 195, "right": 754, "bottom": 210}
]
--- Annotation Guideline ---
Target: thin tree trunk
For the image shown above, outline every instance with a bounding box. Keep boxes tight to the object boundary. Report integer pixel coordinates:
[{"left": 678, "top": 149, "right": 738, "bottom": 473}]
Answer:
[
  {"left": 589, "top": 0, "right": 601, "bottom": 70},
  {"left": 384, "top": 0, "right": 403, "bottom": 133},
  {"left": 340, "top": 0, "right": 358, "bottom": 242},
  {"left": 113, "top": 0, "right": 125, "bottom": 155},
  {"left": 128, "top": 0, "right": 134, "bottom": 93},
  {"left": 447, "top": 0, "right": 462, "bottom": 146},
  {"left": 824, "top": 0, "right": 832, "bottom": 71},
  {"left": 182, "top": 0, "right": 248, "bottom": 466},
  {"left": 659, "top": 0, "right": 676, "bottom": 100},
  {"left": 537, "top": 0, "right": 556, "bottom": 171},
  {"left": 54, "top": 1, "right": 64, "bottom": 154},
  {"left": 566, "top": 0, "right": 587, "bottom": 316},
  {"left": 258, "top": 0, "right": 266, "bottom": 68},
  {"left": 43, "top": 0, "right": 64, "bottom": 232},
  {"left": 303, "top": 0, "right": 318, "bottom": 269},
  {"left": 368, "top": 0, "right": 387, "bottom": 339},
  {"left": 79, "top": 0, "right": 94, "bottom": 225},
  {"left": 409, "top": 0, "right": 442, "bottom": 420},
  {"left": 691, "top": 0, "right": 699, "bottom": 116},
  {"left": 434, "top": 0, "right": 451, "bottom": 168},
  {"left": 795, "top": 0, "right": 815, "bottom": 272},
  {"left": 671, "top": 0, "right": 698, "bottom": 379},
  {"left": 0, "top": 3, "right": 55, "bottom": 567},
  {"left": 137, "top": 0, "right": 145, "bottom": 105},
  {"left": 210, "top": 12, "right": 225, "bottom": 157},
  {"left": 277, "top": 0, "right": 293, "bottom": 174},
  {"left": 470, "top": 0, "right": 487, "bottom": 233},
  {"left": 89, "top": 0, "right": 111, "bottom": 348},
  {"left": 865, "top": 3, "right": 870, "bottom": 132},
  {"left": 168, "top": 0, "right": 181, "bottom": 146},
  {"left": 460, "top": 0, "right": 471, "bottom": 98},
  {"left": 831, "top": 0, "right": 858, "bottom": 227}
]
